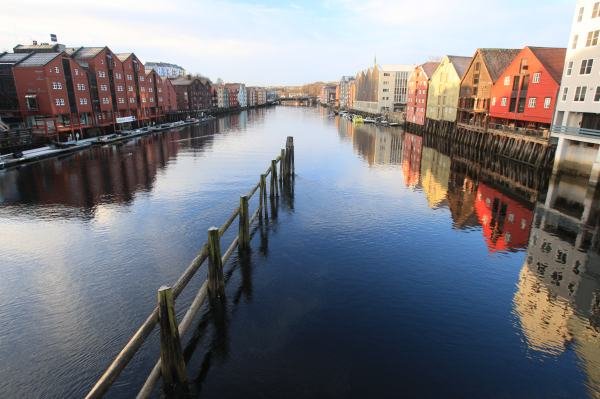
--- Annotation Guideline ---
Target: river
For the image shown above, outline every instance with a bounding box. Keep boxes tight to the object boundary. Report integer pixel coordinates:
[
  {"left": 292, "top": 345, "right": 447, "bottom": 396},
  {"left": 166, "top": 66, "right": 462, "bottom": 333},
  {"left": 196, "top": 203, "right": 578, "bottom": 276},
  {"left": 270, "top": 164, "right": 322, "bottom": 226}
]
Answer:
[{"left": 0, "top": 106, "right": 598, "bottom": 398}]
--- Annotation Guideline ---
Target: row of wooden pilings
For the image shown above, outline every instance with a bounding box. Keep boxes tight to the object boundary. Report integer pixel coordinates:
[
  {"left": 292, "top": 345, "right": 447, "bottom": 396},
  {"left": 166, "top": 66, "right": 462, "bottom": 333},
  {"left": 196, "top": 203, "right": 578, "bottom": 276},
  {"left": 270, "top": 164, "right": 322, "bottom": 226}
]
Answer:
[
  {"left": 85, "top": 137, "right": 295, "bottom": 399},
  {"left": 406, "top": 119, "right": 556, "bottom": 168}
]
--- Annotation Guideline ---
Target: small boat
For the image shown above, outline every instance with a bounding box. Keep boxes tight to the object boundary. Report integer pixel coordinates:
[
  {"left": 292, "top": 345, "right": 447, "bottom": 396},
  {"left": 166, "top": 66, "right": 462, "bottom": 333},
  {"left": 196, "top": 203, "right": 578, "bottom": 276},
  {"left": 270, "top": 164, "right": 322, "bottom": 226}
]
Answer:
[
  {"left": 389, "top": 122, "right": 400, "bottom": 127},
  {"left": 364, "top": 117, "right": 376, "bottom": 124},
  {"left": 353, "top": 115, "right": 364, "bottom": 124}
]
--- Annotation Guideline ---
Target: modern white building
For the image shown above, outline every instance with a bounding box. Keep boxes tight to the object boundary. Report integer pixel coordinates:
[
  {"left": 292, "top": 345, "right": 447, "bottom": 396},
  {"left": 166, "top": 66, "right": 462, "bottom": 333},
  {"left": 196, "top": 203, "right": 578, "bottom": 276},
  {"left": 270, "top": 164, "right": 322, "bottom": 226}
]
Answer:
[
  {"left": 237, "top": 83, "right": 247, "bottom": 107},
  {"left": 352, "top": 64, "right": 414, "bottom": 114},
  {"left": 144, "top": 62, "right": 186, "bottom": 78},
  {"left": 552, "top": 0, "right": 600, "bottom": 184},
  {"left": 379, "top": 65, "right": 414, "bottom": 112}
]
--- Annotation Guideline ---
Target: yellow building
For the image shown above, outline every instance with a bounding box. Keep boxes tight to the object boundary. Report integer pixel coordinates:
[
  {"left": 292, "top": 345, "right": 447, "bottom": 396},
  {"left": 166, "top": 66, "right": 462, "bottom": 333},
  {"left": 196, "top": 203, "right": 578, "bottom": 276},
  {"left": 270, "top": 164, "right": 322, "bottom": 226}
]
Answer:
[{"left": 426, "top": 55, "right": 471, "bottom": 122}]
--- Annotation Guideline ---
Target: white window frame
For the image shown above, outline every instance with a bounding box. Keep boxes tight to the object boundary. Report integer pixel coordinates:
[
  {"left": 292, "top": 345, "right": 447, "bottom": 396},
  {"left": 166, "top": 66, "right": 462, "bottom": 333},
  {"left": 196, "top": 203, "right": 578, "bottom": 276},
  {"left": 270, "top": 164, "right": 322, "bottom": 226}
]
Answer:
[
  {"left": 504, "top": 76, "right": 510, "bottom": 86},
  {"left": 528, "top": 97, "right": 537, "bottom": 108},
  {"left": 501, "top": 97, "right": 507, "bottom": 106},
  {"left": 544, "top": 97, "right": 551, "bottom": 109},
  {"left": 532, "top": 72, "right": 541, "bottom": 83}
]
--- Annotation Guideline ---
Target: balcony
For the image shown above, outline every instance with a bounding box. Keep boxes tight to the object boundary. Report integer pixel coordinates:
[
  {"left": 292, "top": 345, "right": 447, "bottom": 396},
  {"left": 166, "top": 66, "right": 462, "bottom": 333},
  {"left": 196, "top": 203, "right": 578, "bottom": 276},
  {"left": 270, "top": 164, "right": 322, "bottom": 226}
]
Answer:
[{"left": 551, "top": 125, "right": 600, "bottom": 139}]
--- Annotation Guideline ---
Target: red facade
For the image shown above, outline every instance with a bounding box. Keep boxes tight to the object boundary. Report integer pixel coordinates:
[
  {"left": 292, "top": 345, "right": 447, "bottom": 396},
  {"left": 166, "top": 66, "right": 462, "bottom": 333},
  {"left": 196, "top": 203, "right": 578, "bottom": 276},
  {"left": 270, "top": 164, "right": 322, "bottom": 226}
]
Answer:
[
  {"left": 474, "top": 183, "right": 533, "bottom": 252},
  {"left": 406, "top": 62, "right": 439, "bottom": 126},
  {"left": 489, "top": 47, "right": 566, "bottom": 128}
]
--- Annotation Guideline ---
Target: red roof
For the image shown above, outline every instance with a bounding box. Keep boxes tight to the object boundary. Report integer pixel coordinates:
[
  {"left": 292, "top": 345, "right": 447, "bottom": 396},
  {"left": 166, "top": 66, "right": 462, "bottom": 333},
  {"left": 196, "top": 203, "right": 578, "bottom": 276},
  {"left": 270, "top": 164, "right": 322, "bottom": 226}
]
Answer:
[{"left": 528, "top": 47, "right": 567, "bottom": 83}]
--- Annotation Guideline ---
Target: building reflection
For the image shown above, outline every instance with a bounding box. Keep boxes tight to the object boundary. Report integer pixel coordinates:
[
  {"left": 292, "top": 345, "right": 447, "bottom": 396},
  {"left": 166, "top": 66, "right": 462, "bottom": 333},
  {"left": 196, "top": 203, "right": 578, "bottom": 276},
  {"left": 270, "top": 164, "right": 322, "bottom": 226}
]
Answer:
[
  {"left": 420, "top": 147, "right": 450, "bottom": 208},
  {"left": 402, "top": 132, "right": 422, "bottom": 188},
  {"left": 0, "top": 125, "right": 216, "bottom": 217},
  {"left": 513, "top": 174, "right": 600, "bottom": 396}
]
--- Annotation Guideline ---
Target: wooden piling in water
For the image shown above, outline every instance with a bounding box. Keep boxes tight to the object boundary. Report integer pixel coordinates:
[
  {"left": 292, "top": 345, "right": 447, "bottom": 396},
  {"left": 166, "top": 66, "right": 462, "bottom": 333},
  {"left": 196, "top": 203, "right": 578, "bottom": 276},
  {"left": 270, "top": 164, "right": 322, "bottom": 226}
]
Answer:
[
  {"left": 157, "top": 286, "right": 188, "bottom": 397},
  {"left": 280, "top": 149, "right": 285, "bottom": 182},
  {"left": 271, "top": 159, "right": 279, "bottom": 197},
  {"left": 239, "top": 195, "right": 250, "bottom": 250},
  {"left": 207, "top": 227, "right": 224, "bottom": 298},
  {"left": 259, "top": 174, "right": 267, "bottom": 220},
  {"left": 286, "top": 136, "right": 294, "bottom": 177}
]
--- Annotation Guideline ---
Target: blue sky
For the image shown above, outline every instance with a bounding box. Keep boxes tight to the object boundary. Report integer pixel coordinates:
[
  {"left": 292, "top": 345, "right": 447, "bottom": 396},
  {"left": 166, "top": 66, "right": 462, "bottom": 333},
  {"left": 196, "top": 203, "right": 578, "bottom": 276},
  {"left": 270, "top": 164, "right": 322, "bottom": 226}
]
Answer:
[{"left": 1, "top": 0, "right": 574, "bottom": 85}]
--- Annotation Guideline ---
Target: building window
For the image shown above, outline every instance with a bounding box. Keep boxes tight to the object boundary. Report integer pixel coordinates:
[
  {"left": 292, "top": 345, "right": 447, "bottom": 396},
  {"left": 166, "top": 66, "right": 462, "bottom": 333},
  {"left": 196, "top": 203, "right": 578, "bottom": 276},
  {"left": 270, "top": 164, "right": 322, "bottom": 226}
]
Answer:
[
  {"left": 55, "top": 98, "right": 65, "bottom": 106},
  {"left": 100, "top": 84, "right": 108, "bottom": 91},
  {"left": 574, "top": 86, "right": 587, "bottom": 101},
  {"left": 118, "top": 98, "right": 125, "bottom": 104},
  {"left": 544, "top": 97, "right": 551, "bottom": 109},
  {"left": 578, "top": 6, "right": 585, "bottom": 21},
  {"left": 101, "top": 98, "right": 109, "bottom": 104},
  {"left": 142, "top": 98, "right": 146, "bottom": 103},
  {"left": 52, "top": 82, "right": 62, "bottom": 90},
  {"left": 586, "top": 30, "right": 600, "bottom": 46},
  {"left": 54, "top": 66, "right": 60, "bottom": 73},
  {"left": 117, "top": 85, "right": 123, "bottom": 92},
  {"left": 150, "top": 97, "right": 154, "bottom": 102},
  {"left": 127, "top": 74, "right": 132, "bottom": 80},
  {"left": 580, "top": 59, "right": 594, "bottom": 74},
  {"left": 74, "top": 68, "right": 79, "bottom": 76},
  {"left": 141, "top": 87, "right": 145, "bottom": 92},
  {"left": 79, "top": 98, "right": 88, "bottom": 105},
  {"left": 572, "top": 35, "right": 579, "bottom": 49},
  {"left": 383, "top": 73, "right": 390, "bottom": 77},
  {"left": 149, "top": 87, "right": 153, "bottom": 92},
  {"left": 595, "top": 87, "right": 600, "bottom": 101},
  {"left": 115, "top": 73, "right": 122, "bottom": 79},
  {"left": 528, "top": 97, "right": 537, "bottom": 108},
  {"left": 501, "top": 97, "right": 507, "bottom": 106},
  {"left": 593, "top": 2, "right": 600, "bottom": 18},
  {"left": 129, "top": 97, "right": 135, "bottom": 103},
  {"left": 492, "top": 97, "right": 497, "bottom": 106},
  {"left": 128, "top": 86, "right": 133, "bottom": 92},
  {"left": 98, "top": 71, "right": 106, "bottom": 78},
  {"left": 562, "top": 87, "right": 568, "bottom": 101},
  {"left": 503, "top": 76, "right": 510, "bottom": 86},
  {"left": 567, "top": 61, "right": 573, "bottom": 75},
  {"left": 532, "top": 72, "right": 541, "bottom": 83},
  {"left": 140, "top": 76, "right": 145, "bottom": 82}
]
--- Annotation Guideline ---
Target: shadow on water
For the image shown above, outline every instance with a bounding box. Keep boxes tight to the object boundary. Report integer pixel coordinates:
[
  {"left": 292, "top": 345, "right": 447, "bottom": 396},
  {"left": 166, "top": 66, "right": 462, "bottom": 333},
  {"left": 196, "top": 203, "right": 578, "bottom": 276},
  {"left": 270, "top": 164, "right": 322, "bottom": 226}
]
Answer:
[{"left": 162, "top": 177, "right": 296, "bottom": 397}]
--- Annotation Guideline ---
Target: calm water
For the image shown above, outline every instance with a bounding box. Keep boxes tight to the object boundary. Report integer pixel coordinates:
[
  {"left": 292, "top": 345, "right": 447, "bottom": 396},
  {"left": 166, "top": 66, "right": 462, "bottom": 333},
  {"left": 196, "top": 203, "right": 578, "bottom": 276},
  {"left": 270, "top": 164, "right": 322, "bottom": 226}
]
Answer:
[{"left": 0, "top": 107, "right": 599, "bottom": 398}]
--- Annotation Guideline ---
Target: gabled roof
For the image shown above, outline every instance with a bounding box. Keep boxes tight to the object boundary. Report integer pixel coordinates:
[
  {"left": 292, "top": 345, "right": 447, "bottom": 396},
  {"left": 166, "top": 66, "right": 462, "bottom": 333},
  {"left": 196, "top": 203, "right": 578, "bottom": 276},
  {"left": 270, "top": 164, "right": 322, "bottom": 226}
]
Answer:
[
  {"left": 116, "top": 53, "right": 133, "bottom": 62},
  {"left": 478, "top": 48, "right": 521, "bottom": 82},
  {"left": 528, "top": 47, "right": 567, "bottom": 83},
  {"left": 72, "top": 47, "right": 105, "bottom": 60},
  {"left": 16, "top": 52, "right": 62, "bottom": 67},
  {"left": 420, "top": 62, "right": 440, "bottom": 78},
  {"left": 447, "top": 56, "right": 472, "bottom": 78},
  {"left": 13, "top": 43, "right": 63, "bottom": 53}
]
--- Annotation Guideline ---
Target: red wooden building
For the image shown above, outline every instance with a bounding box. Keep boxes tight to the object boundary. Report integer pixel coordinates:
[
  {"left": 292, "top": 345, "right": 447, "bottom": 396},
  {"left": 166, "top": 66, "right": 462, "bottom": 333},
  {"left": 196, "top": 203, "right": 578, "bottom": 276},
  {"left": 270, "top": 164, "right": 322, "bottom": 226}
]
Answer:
[
  {"left": 117, "top": 53, "right": 147, "bottom": 125},
  {"left": 406, "top": 62, "right": 439, "bottom": 126},
  {"left": 489, "top": 46, "right": 566, "bottom": 132},
  {"left": 12, "top": 52, "right": 93, "bottom": 138}
]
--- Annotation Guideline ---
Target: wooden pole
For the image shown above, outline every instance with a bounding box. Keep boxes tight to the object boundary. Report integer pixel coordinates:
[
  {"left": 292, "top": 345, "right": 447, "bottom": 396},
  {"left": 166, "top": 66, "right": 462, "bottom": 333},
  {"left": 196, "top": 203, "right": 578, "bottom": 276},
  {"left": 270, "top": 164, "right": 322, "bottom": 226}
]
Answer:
[
  {"left": 279, "top": 148, "right": 285, "bottom": 182},
  {"left": 286, "top": 136, "right": 294, "bottom": 177},
  {"left": 271, "top": 159, "right": 278, "bottom": 197},
  {"left": 239, "top": 195, "right": 250, "bottom": 250},
  {"left": 157, "top": 286, "right": 188, "bottom": 397},
  {"left": 259, "top": 174, "right": 267, "bottom": 220},
  {"left": 207, "top": 227, "right": 224, "bottom": 298}
]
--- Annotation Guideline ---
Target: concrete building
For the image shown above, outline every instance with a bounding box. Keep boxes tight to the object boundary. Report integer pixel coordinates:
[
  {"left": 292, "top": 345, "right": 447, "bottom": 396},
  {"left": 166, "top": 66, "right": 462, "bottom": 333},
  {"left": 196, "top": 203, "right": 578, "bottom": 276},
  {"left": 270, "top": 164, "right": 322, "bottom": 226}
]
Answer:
[
  {"left": 353, "top": 64, "right": 414, "bottom": 114},
  {"left": 406, "top": 62, "right": 439, "bottom": 125},
  {"left": 144, "top": 62, "right": 185, "bottom": 78},
  {"left": 426, "top": 55, "right": 471, "bottom": 123},
  {"left": 320, "top": 84, "right": 337, "bottom": 104},
  {"left": 552, "top": 0, "right": 600, "bottom": 185}
]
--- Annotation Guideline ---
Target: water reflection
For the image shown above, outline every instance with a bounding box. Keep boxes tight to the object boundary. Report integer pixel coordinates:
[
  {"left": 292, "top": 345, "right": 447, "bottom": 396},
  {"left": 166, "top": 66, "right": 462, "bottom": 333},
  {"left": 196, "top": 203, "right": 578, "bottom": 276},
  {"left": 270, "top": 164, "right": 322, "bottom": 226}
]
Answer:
[
  {"left": 0, "top": 110, "right": 269, "bottom": 219},
  {"left": 339, "top": 117, "right": 537, "bottom": 253},
  {"left": 513, "top": 173, "right": 600, "bottom": 396}
]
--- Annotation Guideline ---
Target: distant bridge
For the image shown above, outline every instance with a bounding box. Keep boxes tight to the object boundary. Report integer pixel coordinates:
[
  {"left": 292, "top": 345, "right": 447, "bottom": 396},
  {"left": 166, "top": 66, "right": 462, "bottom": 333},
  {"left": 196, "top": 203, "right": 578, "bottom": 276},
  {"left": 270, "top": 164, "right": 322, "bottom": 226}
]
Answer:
[{"left": 276, "top": 96, "right": 318, "bottom": 106}]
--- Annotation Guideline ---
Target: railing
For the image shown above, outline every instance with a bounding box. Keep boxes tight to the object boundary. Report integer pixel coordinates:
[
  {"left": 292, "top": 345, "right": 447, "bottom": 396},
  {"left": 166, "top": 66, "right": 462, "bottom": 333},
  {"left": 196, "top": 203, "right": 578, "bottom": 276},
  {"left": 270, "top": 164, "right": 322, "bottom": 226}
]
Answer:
[
  {"left": 551, "top": 125, "right": 600, "bottom": 139},
  {"left": 85, "top": 137, "right": 295, "bottom": 398}
]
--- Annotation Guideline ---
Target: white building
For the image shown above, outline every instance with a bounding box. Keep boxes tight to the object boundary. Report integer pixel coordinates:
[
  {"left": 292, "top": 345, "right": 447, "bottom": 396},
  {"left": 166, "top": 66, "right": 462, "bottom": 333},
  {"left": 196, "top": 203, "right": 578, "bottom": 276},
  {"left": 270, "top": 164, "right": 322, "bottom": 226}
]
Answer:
[
  {"left": 353, "top": 64, "right": 414, "bottom": 114},
  {"left": 552, "top": 0, "right": 600, "bottom": 186},
  {"left": 144, "top": 62, "right": 186, "bottom": 78},
  {"left": 237, "top": 83, "right": 247, "bottom": 107},
  {"left": 378, "top": 65, "right": 414, "bottom": 112}
]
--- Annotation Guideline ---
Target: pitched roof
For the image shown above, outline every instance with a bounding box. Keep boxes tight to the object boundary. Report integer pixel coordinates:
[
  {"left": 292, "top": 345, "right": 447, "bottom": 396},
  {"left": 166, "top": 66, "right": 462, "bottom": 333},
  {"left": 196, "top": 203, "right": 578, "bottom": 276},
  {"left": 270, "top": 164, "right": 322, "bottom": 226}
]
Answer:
[
  {"left": 72, "top": 47, "right": 104, "bottom": 60},
  {"left": 116, "top": 53, "right": 132, "bottom": 62},
  {"left": 13, "top": 43, "right": 61, "bottom": 53},
  {"left": 420, "top": 62, "right": 440, "bottom": 78},
  {"left": 447, "top": 56, "right": 472, "bottom": 78},
  {"left": 479, "top": 48, "right": 521, "bottom": 82},
  {"left": 0, "top": 52, "right": 31, "bottom": 64},
  {"left": 16, "top": 52, "right": 62, "bottom": 67},
  {"left": 528, "top": 47, "right": 567, "bottom": 83}
]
